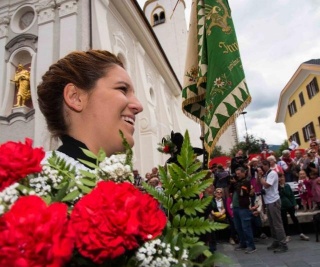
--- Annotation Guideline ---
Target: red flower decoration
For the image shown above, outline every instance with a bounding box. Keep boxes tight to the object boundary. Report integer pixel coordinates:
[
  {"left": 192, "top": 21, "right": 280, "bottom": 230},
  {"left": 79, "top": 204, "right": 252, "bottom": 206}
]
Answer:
[
  {"left": 0, "top": 138, "right": 45, "bottom": 192},
  {"left": 163, "top": 145, "right": 170, "bottom": 153},
  {"left": 70, "top": 181, "right": 167, "bottom": 263},
  {"left": 0, "top": 196, "right": 74, "bottom": 267}
]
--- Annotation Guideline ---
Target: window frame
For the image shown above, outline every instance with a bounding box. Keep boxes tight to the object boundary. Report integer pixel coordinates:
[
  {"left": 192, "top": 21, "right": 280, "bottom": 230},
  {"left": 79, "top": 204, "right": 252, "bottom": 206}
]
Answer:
[
  {"left": 299, "top": 92, "right": 305, "bottom": 106},
  {"left": 287, "top": 100, "right": 297, "bottom": 116},
  {"left": 306, "top": 77, "right": 319, "bottom": 99},
  {"left": 302, "top": 122, "right": 315, "bottom": 142}
]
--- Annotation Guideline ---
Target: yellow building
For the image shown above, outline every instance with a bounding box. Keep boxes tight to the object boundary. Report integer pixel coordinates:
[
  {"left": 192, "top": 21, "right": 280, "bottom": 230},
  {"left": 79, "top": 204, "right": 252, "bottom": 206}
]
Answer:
[{"left": 276, "top": 59, "right": 320, "bottom": 148}]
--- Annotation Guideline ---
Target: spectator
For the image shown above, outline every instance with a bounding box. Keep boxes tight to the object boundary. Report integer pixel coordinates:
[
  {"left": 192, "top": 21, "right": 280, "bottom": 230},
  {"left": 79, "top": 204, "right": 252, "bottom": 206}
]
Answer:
[
  {"left": 213, "top": 164, "right": 230, "bottom": 197},
  {"left": 267, "top": 155, "right": 284, "bottom": 174},
  {"left": 230, "top": 150, "right": 248, "bottom": 175},
  {"left": 303, "top": 149, "right": 320, "bottom": 177},
  {"left": 280, "top": 150, "right": 295, "bottom": 182},
  {"left": 248, "top": 158, "right": 262, "bottom": 194},
  {"left": 145, "top": 172, "right": 152, "bottom": 183},
  {"left": 148, "top": 177, "right": 163, "bottom": 193},
  {"left": 250, "top": 193, "right": 266, "bottom": 241},
  {"left": 293, "top": 149, "right": 305, "bottom": 182},
  {"left": 151, "top": 167, "right": 159, "bottom": 178},
  {"left": 310, "top": 171, "right": 320, "bottom": 210},
  {"left": 288, "top": 137, "right": 299, "bottom": 151},
  {"left": 226, "top": 193, "right": 238, "bottom": 245},
  {"left": 309, "top": 134, "right": 320, "bottom": 145},
  {"left": 225, "top": 160, "right": 231, "bottom": 173},
  {"left": 309, "top": 141, "right": 320, "bottom": 156},
  {"left": 229, "top": 167, "right": 256, "bottom": 254},
  {"left": 260, "top": 140, "right": 269, "bottom": 153},
  {"left": 133, "top": 169, "right": 142, "bottom": 187},
  {"left": 297, "top": 170, "right": 313, "bottom": 212},
  {"left": 278, "top": 172, "right": 309, "bottom": 241},
  {"left": 258, "top": 160, "right": 288, "bottom": 253}
]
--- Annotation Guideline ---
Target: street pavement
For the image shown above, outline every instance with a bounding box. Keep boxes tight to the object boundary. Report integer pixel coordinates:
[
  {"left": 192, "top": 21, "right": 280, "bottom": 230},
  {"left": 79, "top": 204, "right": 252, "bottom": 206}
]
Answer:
[{"left": 214, "top": 227, "right": 320, "bottom": 267}]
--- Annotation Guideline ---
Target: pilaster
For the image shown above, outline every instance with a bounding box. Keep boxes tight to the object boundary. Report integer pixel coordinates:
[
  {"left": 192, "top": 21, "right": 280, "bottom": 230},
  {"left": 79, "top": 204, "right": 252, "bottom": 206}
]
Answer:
[
  {"left": 0, "top": 17, "right": 10, "bottom": 109},
  {"left": 33, "top": 0, "right": 57, "bottom": 149},
  {"left": 57, "top": 0, "right": 78, "bottom": 57}
]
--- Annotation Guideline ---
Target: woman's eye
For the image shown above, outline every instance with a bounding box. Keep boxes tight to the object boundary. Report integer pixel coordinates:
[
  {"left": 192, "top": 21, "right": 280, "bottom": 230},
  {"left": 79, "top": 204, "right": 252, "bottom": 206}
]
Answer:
[{"left": 118, "top": 87, "right": 128, "bottom": 93}]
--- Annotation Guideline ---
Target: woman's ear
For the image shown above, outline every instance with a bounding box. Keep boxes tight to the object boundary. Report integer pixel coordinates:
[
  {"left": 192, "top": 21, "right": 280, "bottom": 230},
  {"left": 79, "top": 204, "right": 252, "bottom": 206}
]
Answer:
[{"left": 63, "top": 83, "right": 86, "bottom": 112}]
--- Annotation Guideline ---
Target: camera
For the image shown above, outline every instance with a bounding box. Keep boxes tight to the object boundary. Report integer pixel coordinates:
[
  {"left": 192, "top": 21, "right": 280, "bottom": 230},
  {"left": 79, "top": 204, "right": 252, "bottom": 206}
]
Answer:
[{"left": 256, "top": 189, "right": 266, "bottom": 196}]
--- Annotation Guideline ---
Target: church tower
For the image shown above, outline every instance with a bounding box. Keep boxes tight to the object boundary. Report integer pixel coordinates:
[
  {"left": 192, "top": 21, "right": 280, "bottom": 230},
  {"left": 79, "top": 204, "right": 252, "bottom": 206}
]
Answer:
[{"left": 143, "top": 0, "right": 188, "bottom": 83}]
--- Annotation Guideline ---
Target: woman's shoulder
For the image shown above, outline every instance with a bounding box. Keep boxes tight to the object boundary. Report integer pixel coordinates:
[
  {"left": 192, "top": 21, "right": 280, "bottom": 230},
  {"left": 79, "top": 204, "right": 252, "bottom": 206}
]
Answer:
[{"left": 42, "top": 150, "right": 90, "bottom": 171}]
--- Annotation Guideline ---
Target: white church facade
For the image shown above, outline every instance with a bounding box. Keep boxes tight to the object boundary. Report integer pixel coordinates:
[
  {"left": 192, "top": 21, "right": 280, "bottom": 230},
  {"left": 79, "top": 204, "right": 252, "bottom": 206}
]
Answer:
[{"left": 0, "top": 0, "right": 237, "bottom": 175}]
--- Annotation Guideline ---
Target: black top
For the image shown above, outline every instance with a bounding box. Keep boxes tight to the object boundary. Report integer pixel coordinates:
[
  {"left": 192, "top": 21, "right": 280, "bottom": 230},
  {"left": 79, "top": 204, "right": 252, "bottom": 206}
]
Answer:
[{"left": 57, "top": 135, "right": 96, "bottom": 169}]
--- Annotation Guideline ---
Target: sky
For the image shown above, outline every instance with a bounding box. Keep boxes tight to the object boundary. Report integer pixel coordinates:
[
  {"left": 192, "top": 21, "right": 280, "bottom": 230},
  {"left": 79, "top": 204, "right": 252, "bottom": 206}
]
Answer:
[{"left": 137, "top": 0, "right": 320, "bottom": 145}]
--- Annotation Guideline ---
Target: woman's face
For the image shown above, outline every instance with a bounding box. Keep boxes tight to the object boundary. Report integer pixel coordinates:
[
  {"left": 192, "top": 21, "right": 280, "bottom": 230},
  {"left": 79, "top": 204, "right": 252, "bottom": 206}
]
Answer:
[
  {"left": 80, "top": 65, "right": 143, "bottom": 155},
  {"left": 299, "top": 170, "right": 307, "bottom": 180}
]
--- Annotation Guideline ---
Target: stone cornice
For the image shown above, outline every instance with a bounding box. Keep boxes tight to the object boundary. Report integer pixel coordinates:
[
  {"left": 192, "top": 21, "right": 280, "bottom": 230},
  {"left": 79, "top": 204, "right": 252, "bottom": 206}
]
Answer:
[{"left": 56, "top": 0, "right": 78, "bottom": 18}]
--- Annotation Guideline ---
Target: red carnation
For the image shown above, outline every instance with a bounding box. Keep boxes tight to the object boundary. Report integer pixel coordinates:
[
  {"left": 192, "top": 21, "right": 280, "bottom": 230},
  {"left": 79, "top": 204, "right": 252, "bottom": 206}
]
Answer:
[
  {"left": 0, "top": 138, "right": 45, "bottom": 192},
  {"left": 0, "top": 196, "right": 74, "bottom": 267},
  {"left": 70, "top": 181, "right": 167, "bottom": 263}
]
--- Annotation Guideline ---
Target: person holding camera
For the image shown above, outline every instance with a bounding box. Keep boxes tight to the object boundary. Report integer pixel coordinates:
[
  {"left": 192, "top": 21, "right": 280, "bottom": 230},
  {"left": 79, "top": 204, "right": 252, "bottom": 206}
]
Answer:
[
  {"left": 230, "top": 150, "right": 248, "bottom": 175},
  {"left": 258, "top": 160, "right": 288, "bottom": 253},
  {"left": 229, "top": 167, "right": 256, "bottom": 254}
]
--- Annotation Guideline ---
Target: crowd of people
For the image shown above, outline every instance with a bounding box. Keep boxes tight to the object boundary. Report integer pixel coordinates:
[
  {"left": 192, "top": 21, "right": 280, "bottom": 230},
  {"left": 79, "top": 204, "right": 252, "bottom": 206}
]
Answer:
[{"left": 204, "top": 136, "right": 320, "bottom": 255}]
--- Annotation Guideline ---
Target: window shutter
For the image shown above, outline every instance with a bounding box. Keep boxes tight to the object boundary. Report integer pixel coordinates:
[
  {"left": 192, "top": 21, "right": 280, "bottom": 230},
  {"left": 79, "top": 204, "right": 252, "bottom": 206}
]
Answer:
[
  {"left": 303, "top": 126, "right": 307, "bottom": 142},
  {"left": 315, "top": 78, "right": 319, "bottom": 93},
  {"left": 311, "top": 122, "right": 315, "bottom": 135},
  {"left": 293, "top": 100, "right": 297, "bottom": 113},
  {"left": 307, "top": 85, "right": 311, "bottom": 99}
]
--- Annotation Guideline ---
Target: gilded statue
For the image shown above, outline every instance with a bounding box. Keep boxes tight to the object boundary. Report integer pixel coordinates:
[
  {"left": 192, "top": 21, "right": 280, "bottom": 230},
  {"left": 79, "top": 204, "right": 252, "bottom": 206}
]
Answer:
[{"left": 11, "top": 64, "right": 31, "bottom": 107}]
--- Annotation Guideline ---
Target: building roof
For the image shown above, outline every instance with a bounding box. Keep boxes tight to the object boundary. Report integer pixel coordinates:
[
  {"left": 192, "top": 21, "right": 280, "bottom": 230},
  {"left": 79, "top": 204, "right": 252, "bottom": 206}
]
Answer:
[
  {"left": 275, "top": 59, "right": 320, "bottom": 123},
  {"left": 303, "top": 59, "right": 320, "bottom": 65}
]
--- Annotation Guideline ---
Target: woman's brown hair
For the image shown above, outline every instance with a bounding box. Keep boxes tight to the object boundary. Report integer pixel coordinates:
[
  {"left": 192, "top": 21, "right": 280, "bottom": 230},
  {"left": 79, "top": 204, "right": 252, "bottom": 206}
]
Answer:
[{"left": 37, "top": 50, "right": 124, "bottom": 138}]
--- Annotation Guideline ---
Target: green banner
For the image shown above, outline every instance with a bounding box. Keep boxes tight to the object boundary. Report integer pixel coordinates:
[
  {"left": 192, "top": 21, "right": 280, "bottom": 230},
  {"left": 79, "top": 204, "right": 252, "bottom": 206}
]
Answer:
[{"left": 182, "top": 0, "right": 251, "bottom": 155}]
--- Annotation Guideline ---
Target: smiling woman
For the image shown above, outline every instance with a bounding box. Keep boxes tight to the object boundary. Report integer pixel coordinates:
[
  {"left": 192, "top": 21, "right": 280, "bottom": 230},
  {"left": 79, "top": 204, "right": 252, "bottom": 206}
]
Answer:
[{"left": 37, "top": 50, "right": 143, "bottom": 165}]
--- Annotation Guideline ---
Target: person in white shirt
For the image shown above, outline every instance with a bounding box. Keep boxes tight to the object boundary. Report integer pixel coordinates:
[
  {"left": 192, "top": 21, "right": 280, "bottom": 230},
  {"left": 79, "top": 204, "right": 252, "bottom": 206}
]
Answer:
[
  {"left": 288, "top": 137, "right": 299, "bottom": 151},
  {"left": 258, "top": 160, "right": 288, "bottom": 253}
]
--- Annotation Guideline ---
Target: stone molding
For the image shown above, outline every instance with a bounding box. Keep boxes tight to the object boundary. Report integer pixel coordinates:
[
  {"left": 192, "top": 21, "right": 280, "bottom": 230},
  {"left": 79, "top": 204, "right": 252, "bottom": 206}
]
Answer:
[
  {"left": 5, "top": 34, "right": 38, "bottom": 60},
  {"left": 57, "top": 0, "right": 78, "bottom": 18},
  {"left": 0, "top": 17, "right": 10, "bottom": 39},
  {"left": 35, "top": 0, "right": 56, "bottom": 25}
]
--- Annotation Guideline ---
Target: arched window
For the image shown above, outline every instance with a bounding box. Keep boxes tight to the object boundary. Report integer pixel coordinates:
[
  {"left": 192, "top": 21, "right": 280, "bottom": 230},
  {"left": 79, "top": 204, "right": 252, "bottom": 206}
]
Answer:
[
  {"left": 159, "top": 11, "right": 165, "bottom": 23},
  {"left": 153, "top": 13, "right": 159, "bottom": 25},
  {"left": 152, "top": 6, "right": 165, "bottom": 26}
]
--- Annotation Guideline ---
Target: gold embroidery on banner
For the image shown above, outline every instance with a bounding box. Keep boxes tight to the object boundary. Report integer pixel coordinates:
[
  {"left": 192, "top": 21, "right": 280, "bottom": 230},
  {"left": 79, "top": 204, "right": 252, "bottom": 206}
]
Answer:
[{"left": 204, "top": 0, "right": 231, "bottom": 35}]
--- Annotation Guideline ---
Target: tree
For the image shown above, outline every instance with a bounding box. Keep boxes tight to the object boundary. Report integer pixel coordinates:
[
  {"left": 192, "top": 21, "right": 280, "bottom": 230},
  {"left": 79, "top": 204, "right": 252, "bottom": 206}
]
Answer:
[
  {"left": 275, "top": 139, "right": 289, "bottom": 158},
  {"left": 229, "top": 134, "right": 262, "bottom": 156},
  {"left": 210, "top": 145, "right": 224, "bottom": 158}
]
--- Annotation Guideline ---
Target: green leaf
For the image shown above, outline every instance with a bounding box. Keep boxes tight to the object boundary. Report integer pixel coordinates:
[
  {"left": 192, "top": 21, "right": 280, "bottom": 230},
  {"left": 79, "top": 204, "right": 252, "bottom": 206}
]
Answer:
[
  {"left": 77, "top": 184, "right": 92, "bottom": 194},
  {"left": 52, "top": 182, "right": 69, "bottom": 202},
  {"left": 188, "top": 245, "right": 208, "bottom": 260},
  {"left": 79, "top": 178, "right": 97, "bottom": 187},
  {"left": 78, "top": 159, "right": 98, "bottom": 169},
  {"left": 79, "top": 170, "right": 96, "bottom": 179},
  {"left": 172, "top": 214, "right": 181, "bottom": 228},
  {"left": 80, "top": 148, "right": 98, "bottom": 160},
  {"left": 61, "top": 190, "right": 80, "bottom": 202}
]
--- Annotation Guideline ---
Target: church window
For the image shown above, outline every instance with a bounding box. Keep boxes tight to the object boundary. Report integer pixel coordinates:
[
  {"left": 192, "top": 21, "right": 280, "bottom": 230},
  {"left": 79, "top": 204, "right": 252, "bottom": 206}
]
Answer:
[
  {"left": 159, "top": 11, "right": 165, "bottom": 23},
  {"left": 153, "top": 14, "right": 159, "bottom": 25},
  {"left": 152, "top": 7, "right": 165, "bottom": 26}
]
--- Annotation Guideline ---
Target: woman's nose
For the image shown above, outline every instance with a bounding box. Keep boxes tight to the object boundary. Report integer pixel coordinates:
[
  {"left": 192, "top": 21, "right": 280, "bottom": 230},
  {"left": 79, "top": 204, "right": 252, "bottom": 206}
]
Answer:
[{"left": 130, "top": 96, "right": 143, "bottom": 114}]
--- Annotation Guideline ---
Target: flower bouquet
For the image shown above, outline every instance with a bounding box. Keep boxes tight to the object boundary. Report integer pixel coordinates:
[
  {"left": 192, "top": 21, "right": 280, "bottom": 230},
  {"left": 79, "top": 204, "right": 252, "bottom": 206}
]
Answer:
[{"left": 0, "top": 131, "right": 227, "bottom": 266}]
